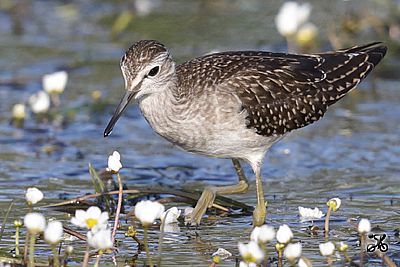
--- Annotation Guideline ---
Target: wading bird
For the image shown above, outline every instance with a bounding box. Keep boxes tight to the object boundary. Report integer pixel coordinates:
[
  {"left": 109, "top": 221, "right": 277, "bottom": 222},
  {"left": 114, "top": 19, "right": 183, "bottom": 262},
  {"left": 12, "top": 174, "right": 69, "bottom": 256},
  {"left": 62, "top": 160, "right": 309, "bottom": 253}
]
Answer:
[{"left": 104, "top": 40, "right": 386, "bottom": 226}]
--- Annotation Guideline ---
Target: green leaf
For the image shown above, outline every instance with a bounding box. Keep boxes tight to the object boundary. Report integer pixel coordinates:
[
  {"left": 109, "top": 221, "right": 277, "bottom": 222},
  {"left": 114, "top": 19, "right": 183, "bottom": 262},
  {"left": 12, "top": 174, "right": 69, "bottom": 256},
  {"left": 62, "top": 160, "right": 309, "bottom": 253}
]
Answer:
[
  {"left": 88, "top": 163, "right": 105, "bottom": 193},
  {"left": 0, "top": 200, "right": 14, "bottom": 241}
]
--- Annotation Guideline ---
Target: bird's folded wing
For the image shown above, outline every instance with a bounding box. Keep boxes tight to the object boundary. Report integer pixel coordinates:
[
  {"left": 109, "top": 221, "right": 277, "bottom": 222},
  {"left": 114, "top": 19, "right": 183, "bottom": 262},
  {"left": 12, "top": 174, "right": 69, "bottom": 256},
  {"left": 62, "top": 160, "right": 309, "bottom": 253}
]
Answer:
[{"left": 214, "top": 43, "right": 387, "bottom": 136}]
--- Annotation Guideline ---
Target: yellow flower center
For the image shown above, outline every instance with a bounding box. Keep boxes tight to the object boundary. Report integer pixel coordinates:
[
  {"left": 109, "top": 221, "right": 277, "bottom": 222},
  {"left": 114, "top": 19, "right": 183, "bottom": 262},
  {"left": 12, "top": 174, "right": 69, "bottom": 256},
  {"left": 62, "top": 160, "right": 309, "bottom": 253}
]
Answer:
[
  {"left": 327, "top": 200, "right": 338, "bottom": 211},
  {"left": 339, "top": 243, "right": 349, "bottom": 252},
  {"left": 85, "top": 218, "right": 98, "bottom": 229},
  {"left": 212, "top": 256, "right": 221, "bottom": 264},
  {"left": 243, "top": 252, "right": 257, "bottom": 263},
  {"left": 275, "top": 243, "right": 285, "bottom": 252}
]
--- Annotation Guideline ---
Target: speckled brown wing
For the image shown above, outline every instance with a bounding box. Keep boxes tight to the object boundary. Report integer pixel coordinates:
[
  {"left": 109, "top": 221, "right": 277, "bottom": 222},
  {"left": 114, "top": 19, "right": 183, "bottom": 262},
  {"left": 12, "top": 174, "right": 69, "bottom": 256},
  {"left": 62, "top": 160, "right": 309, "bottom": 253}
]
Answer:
[{"left": 178, "top": 43, "right": 386, "bottom": 137}]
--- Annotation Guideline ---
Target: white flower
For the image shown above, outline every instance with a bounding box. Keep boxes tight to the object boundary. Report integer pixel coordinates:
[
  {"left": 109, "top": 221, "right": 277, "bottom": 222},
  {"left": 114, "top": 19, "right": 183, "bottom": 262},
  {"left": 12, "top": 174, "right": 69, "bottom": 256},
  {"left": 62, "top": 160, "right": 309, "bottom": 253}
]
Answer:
[
  {"left": 107, "top": 151, "right": 122, "bottom": 173},
  {"left": 162, "top": 223, "right": 180, "bottom": 233},
  {"left": 133, "top": 0, "right": 161, "bottom": 16},
  {"left": 284, "top": 243, "right": 302, "bottom": 261},
  {"left": 24, "top": 213, "right": 46, "bottom": 234},
  {"left": 298, "top": 206, "right": 324, "bottom": 222},
  {"left": 250, "top": 225, "right": 275, "bottom": 243},
  {"left": 12, "top": 104, "right": 26, "bottom": 120},
  {"left": 319, "top": 241, "right": 335, "bottom": 256},
  {"left": 29, "top": 91, "right": 50, "bottom": 114},
  {"left": 358, "top": 218, "right": 371, "bottom": 234},
  {"left": 183, "top": 207, "right": 194, "bottom": 224},
  {"left": 43, "top": 71, "right": 68, "bottom": 94},
  {"left": 161, "top": 207, "right": 181, "bottom": 224},
  {"left": 239, "top": 262, "right": 257, "bottom": 267},
  {"left": 212, "top": 248, "right": 232, "bottom": 259},
  {"left": 275, "top": 1, "right": 312, "bottom": 37},
  {"left": 87, "top": 226, "right": 113, "bottom": 250},
  {"left": 296, "top": 22, "right": 318, "bottom": 46},
  {"left": 71, "top": 206, "right": 109, "bottom": 230},
  {"left": 238, "top": 241, "right": 264, "bottom": 263},
  {"left": 298, "top": 257, "right": 311, "bottom": 267},
  {"left": 134, "top": 200, "right": 165, "bottom": 226},
  {"left": 327, "top": 198, "right": 341, "bottom": 211},
  {"left": 25, "top": 187, "right": 44, "bottom": 205},
  {"left": 44, "top": 220, "right": 63, "bottom": 244},
  {"left": 276, "top": 224, "right": 293, "bottom": 244}
]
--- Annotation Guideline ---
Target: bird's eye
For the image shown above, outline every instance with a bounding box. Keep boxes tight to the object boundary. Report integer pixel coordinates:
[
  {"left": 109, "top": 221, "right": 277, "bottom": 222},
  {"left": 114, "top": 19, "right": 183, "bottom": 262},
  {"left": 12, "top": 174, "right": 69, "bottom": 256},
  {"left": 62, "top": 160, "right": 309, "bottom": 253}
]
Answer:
[{"left": 147, "top": 66, "right": 160, "bottom": 77}]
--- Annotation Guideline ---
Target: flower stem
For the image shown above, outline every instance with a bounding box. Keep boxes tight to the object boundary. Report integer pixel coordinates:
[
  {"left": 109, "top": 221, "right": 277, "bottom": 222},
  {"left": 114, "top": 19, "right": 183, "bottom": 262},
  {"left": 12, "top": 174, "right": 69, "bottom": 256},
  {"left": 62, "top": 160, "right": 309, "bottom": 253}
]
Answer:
[
  {"left": 82, "top": 243, "right": 90, "bottom": 267},
  {"left": 327, "top": 255, "right": 333, "bottom": 266},
  {"left": 28, "top": 234, "right": 36, "bottom": 267},
  {"left": 324, "top": 207, "right": 332, "bottom": 239},
  {"left": 15, "top": 225, "right": 20, "bottom": 256},
  {"left": 51, "top": 93, "right": 61, "bottom": 108},
  {"left": 94, "top": 250, "right": 103, "bottom": 267},
  {"left": 112, "top": 173, "right": 123, "bottom": 243},
  {"left": 157, "top": 216, "right": 167, "bottom": 267},
  {"left": 143, "top": 225, "right": 154, "bottom": 267},
  {"left": 360, "top": 234, "right": 365, "bottom": 267},
  {"left": 343, "top": 250, "right": 351, "bottom": 262},
  {"left": 277, "top": 250, "right": 283, "bottom": 267},
  {"left": 375, "top": 250, "right": 397, "bottom": 267},
  {"left": 24, "top": 205, "right": 33, "bottom": 263},
  {"left": 261, "top": 243, "right": 268, "bottom": 264},
  {"left": 24, "top": 233, "right": 30, "bottom": 263},
  {"left": 286, "top": 35, "right": 296, "bottom": 53},
  {"left": 52, "top": 245, "right": 60, "bottom": 267}
]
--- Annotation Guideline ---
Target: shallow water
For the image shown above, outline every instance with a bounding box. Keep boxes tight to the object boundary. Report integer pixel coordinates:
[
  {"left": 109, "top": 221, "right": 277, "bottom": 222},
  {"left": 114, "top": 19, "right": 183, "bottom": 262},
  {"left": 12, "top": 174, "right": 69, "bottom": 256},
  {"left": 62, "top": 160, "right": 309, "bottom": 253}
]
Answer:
[{"left": 0, "top": 0, "right": 399, "bottom": 266}]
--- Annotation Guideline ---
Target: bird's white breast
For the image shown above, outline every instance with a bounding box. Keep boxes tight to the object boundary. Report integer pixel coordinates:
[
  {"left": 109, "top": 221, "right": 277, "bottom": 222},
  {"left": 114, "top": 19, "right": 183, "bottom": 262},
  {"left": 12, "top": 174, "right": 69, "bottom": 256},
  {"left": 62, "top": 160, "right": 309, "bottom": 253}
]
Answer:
[{"left": 138, "top": 88, "right": 280, "bottom": 164}]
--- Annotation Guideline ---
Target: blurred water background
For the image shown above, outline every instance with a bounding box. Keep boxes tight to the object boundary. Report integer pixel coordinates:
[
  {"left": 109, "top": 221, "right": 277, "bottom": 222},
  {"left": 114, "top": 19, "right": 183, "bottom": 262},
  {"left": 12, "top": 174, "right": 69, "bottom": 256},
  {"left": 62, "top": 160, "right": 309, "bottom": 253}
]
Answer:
[{"left": 0, "top": 0, "right": 399, "bottom": 266}]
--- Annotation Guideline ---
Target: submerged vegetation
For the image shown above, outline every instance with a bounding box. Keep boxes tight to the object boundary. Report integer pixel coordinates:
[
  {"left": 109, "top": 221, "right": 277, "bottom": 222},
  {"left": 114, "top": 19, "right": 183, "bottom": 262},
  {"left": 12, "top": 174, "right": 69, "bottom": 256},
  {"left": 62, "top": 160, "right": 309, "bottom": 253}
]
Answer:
[{"left": 0, "top": 150, "right": 397, "bottom": 266}]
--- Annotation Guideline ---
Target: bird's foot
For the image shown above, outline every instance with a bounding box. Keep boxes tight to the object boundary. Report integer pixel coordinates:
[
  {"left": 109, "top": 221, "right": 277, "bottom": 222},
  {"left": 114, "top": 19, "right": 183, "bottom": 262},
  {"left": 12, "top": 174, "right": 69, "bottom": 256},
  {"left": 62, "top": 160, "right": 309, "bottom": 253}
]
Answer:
[
  {"left": 188, "top": 186, "right": 217, "bottom": 226},
  {"left": 253, "top": 200, "right": 267, "bottom": 226}
]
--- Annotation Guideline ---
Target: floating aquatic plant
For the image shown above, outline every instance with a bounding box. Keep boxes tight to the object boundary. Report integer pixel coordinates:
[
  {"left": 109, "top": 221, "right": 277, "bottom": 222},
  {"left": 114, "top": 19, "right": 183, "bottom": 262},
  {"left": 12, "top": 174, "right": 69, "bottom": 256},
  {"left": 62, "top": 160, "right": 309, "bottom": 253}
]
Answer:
[
  {"left": 284, "top": 242, "right": 302, "bottom": 265},
  {"left": 29, "top": 90, "right": 50, "bottom": 114},
  {"left": 3, "top": 150, "right": 397, "bottom": 267},
  {"left": 44, "top": 220, "right": 63, "bottom": 267},
  {"left": 161, "top": 207, "right": 181, "bottom": 224},
  {"left": 250, "top": 224, "right": 276, "bottom": 244},
  {"left": 42, "top": 71, "right": 68, "bottom": 107},
  {"left": 106, "top": 150, "right": 123, "bottom": 242},
  {"left": 11, "top": 103, "right": 26, "bottom": 127},
  {"left": 298, "top": 206, "right": 324, "bottom": 222},
  {"left": 25, "top": 187, "right": 44, "bottom": 206},
  {"left": 238, "top": 241, "right": 265, "bottom": 266},
  {"left": 275, "top": 1, "right": 317, "bottom": 52},
  {"left": 70, "top": 206, "right": 109, "bottom": 230},
  {"left": 13, "top": 219, "right": 22, "bottom": 256},
  {"left": 87, "top": 225, "right": 113, "bottom": 267},
  {"left": 325, "top": 197, "right": 341, "bottom": 237},
  {"left": 135, "top": 200, "right": 165, "bottom": 267},
  {"left": 319, "top": 241, "right": 335, "bottom": 265},
  {"left": 276, "top": 224, "right": 293, "bottom": 244},
  {"left": 106, "top": 151, "right": 122, "bottom": 173},
  {"left": 24, "top": 212, "right": 46, "bottom": 267}
]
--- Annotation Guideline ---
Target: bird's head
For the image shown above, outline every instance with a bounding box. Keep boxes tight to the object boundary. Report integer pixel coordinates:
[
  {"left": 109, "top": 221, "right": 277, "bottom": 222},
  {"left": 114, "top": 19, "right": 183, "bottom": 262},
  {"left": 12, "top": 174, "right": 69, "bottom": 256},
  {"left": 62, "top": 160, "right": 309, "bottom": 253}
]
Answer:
[{"left": 104, "top": 40, "right": 176, "bottom": 137}]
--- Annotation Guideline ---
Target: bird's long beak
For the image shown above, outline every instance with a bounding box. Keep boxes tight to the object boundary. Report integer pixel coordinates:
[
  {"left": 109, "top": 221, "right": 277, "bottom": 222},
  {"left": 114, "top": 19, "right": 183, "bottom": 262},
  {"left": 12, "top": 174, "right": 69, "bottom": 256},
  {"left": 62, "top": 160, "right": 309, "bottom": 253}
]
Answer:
[{"left": 104, "top": 90, "right": 137, "bottom": 137}]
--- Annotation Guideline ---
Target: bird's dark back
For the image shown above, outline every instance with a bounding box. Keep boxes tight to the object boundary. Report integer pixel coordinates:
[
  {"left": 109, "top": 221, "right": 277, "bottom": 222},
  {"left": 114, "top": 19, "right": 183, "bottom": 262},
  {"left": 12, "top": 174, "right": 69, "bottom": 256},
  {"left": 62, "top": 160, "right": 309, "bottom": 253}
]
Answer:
[{"left": 176, "top": 43, "right": 387, "bottom": 136}]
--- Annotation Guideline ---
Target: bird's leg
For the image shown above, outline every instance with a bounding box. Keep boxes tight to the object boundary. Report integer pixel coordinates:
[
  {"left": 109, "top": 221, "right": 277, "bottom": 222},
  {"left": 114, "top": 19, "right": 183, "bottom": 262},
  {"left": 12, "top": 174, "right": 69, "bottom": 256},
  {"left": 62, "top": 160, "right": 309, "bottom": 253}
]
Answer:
[
  {"left": 189, "top": 159, "right": 249, "bottom": 225},
  {"left": 253, "top": 164, "right": 266, "bottom": 226}
]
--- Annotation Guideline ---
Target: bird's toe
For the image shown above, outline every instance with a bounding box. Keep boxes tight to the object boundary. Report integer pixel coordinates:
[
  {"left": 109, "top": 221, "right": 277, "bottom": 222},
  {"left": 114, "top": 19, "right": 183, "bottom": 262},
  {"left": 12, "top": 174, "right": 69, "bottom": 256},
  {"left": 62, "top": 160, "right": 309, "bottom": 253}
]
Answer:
[{"left": 188, "top": 187, "right": 217, "bottom": 226}]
